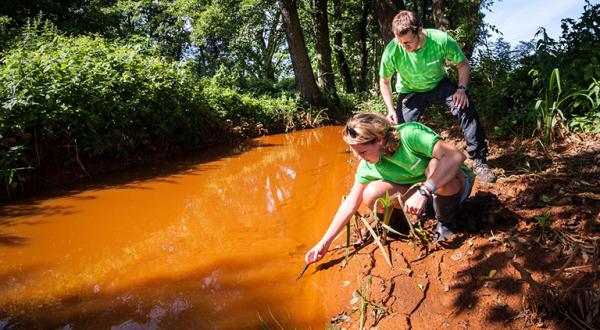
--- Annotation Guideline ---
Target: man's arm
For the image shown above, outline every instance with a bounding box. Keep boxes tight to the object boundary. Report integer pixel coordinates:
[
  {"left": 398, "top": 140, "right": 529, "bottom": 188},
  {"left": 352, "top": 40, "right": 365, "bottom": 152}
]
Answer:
[
  {"left": 379, "top": 77, "right": 398, "bottom": 124},
  {"left": 453, "top": 59, "right": 470, "bottom": 109}
]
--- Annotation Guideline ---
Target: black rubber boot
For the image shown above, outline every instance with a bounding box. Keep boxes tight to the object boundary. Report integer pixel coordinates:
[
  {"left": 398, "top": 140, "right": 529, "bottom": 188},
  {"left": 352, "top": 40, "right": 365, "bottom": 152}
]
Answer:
[{"left": 432, "top": 193, "right": 461, "bottom": 243}]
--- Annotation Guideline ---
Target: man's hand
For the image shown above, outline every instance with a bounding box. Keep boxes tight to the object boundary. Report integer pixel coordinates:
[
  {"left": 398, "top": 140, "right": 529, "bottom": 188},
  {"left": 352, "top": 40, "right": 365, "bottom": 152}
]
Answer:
[
  {"left": 386, "top": 110, "right": 398, "bottom": 125},
  {"left": 380, "top": 78, "right": 398, "bottom": 124},
  {"left": 404, "top": 191, "right": 428, "bottom": 216},
  {"left": 452, "top": 89, "right": 469, "bottom": 110}
]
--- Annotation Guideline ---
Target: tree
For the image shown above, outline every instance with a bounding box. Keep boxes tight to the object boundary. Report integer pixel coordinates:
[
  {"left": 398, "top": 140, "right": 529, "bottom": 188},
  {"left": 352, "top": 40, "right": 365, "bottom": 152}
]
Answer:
[
  {"left": 445, "top": 0, "right": 490, "bottom": 58},
  {"left": 312, "top": 0, "right": 338, "bottom": 103},
  {"left": 184, "top": 0, "right": 287, "bottom": 81},
  {"left": 431, "top": 0, "right": 449, "bottom": 31},
  {"left": 255, "top": 11, "right": 283, "bottom": 80},
  {"left": 116, "top": 0, "right": 190, "bottom": 60},
  {"left": 373, "top": 0, "right": 404, "bottom": 43},
  {"left": 358, "top": 0, "right": 370, "bottom": 92},
  {"left": 332, "top": 0, "right": 354, "bottom": 93},
  {"left": 278, "top": 0, "right": 322, "bottom": 106}
]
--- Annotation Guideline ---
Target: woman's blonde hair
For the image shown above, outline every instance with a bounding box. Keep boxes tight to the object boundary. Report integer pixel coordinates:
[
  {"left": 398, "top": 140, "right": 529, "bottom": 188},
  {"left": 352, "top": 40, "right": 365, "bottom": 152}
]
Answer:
[{"left": 342, "top": 112, "right": 400, "bottom": 156}]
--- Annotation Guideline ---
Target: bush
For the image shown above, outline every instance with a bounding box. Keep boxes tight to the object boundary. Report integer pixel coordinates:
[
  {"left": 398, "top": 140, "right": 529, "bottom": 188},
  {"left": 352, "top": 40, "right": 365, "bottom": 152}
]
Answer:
[{"left": 0, "top": 19, "right": 307, "bottom": 197}]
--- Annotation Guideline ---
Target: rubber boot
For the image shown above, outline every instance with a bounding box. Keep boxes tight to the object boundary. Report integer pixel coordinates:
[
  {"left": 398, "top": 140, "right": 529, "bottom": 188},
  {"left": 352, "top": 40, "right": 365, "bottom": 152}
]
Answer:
[{"left": 432, "top": 193, "right": 461, "bottom": 243}]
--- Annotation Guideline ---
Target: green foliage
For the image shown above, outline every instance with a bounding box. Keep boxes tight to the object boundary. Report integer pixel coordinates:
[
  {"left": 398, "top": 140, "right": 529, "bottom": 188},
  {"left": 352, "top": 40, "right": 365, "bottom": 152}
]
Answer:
[
  {"left": 568, "top": 79, "right": 600, "bottom": 132},
  {"left": 0, "top": 145, "right": 32, "bottom": 197},
  {"left": 569, "top": 112, "right": 600, "bottom": 132},
  {"left": 532, "top": 68, "right": 593, "bottom": 143},
  {"left": 534, "top": 210, "right": 552, "bottom": 227},
  {"left": 0, "top": 15, "right": 16, "bottom": 52},
  {"left": 183, "top": 0, "right": 287, "bottom": 79},
  {"left": 0, "top": 19, "right": 309, "bottom": 197},
  {"left": 108, "top": 0, "right": 191, "bottom": 60},
  {"left": 1, "top": 20, "right": 211, "bottom": 157},
  {"left": 471, "top": 2, "right": 600, "bottom": 141},
  {"left": 338, "top": 92, "right": 387, "bottom": 115}
]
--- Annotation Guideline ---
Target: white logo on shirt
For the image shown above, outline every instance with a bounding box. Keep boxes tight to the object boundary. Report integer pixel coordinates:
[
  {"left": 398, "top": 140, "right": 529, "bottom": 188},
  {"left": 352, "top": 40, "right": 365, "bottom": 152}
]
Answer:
[{"left": 410, "top": 158, "right": 422, "bottom": 171}]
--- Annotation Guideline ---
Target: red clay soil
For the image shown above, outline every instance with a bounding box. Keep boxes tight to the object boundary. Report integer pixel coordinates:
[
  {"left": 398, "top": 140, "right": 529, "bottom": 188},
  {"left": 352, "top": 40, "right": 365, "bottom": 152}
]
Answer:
[{"left": 313, "top": 129, "right": 600, "bottom": 330}]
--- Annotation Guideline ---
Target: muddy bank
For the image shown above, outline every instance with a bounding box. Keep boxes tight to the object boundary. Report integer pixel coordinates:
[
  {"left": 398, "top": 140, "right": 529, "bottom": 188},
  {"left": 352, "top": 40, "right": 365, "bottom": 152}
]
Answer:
[{"left": 309, "top": 130, "right": 600, "bottom": 329}]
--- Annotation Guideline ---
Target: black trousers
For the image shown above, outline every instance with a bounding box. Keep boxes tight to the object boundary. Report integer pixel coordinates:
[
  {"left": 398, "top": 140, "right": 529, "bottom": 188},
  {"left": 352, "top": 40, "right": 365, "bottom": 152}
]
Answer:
[{"left": 395, "top": 78, "right": 489, "bottom": 160}]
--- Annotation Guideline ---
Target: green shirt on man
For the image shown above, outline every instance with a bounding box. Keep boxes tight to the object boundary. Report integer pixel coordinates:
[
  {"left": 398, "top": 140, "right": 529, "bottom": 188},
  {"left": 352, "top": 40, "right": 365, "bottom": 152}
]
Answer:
[{"left": 380, "top": 28, "right": 465, "bottom": 93}]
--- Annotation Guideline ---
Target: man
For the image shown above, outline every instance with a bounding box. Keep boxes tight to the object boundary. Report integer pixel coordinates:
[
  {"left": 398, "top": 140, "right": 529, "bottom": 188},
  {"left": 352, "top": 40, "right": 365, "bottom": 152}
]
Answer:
[{"left": 379, "top": 10, "right": 495, "bottom": 183}]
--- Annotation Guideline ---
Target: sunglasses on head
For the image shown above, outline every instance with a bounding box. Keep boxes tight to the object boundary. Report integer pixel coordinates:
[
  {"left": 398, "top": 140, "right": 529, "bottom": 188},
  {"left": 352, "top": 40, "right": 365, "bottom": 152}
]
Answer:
[
  {"left": 346, "top": 126, "right": 359, "bottom": 138},
  {"left": 346, "top": 126, "right": 376, "bottom": 144}
]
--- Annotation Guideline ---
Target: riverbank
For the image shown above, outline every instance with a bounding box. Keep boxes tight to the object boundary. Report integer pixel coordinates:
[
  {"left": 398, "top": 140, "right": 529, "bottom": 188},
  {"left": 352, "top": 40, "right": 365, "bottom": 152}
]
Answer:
[{"left": 309, "top": 126, "right": 600, "bottom": 329}]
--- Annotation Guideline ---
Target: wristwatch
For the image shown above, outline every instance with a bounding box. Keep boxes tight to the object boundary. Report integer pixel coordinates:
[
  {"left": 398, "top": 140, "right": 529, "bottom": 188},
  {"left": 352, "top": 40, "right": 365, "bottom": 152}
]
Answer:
[
  {"left": 417, "top": 186, "right": 430, "bottom": 198},
  {"left": 457, "top": 85, "right": 467, "bottom": 92}
]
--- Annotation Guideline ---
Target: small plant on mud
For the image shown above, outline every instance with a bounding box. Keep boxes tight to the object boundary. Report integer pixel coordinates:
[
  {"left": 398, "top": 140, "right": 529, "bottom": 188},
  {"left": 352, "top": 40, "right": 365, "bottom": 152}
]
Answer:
[
  {"left": 352, "top": 275, "right": 387, "bottom": 330},
  {"left": 533, "top": 210, "right": 553, "bottom": 243},
  {"left": 339, "top": 192, "right": 397, "bottom": 269},
  {"left": 359, "top": 213, "right": 393, "bottom": 268},
  {"left": 372, "top": 191, "right": 394, "bottom": 242},
  {"left": 534, "top": 210, "right": 552, "bottom": 227},
  {"left": 413, "top": 222, "right": 429, "bottom": 244}
]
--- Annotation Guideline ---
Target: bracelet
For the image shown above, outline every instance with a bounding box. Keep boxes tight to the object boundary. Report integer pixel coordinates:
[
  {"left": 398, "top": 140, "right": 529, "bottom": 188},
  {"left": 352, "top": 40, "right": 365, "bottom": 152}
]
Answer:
[{"left": 424, "top": 180, "right": 437, "bottom": 193}]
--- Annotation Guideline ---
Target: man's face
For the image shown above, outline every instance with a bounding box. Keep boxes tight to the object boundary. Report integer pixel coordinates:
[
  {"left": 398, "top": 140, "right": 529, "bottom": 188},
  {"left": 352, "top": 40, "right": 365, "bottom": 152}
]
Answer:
[{"left": 396, "top": 31, "right": 420, "bottom": 52}]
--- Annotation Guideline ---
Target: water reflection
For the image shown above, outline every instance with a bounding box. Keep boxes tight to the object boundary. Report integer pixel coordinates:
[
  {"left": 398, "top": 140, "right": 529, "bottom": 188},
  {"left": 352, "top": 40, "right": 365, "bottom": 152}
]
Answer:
[{"left": 0, "top": 126, "right": 355, "bottom": 328}]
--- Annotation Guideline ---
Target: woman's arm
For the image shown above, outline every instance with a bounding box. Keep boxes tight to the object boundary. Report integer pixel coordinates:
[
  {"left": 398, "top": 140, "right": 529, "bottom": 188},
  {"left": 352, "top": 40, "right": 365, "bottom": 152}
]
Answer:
[{"left": 305, "top": 180, "right": 367, "bottom": 264}]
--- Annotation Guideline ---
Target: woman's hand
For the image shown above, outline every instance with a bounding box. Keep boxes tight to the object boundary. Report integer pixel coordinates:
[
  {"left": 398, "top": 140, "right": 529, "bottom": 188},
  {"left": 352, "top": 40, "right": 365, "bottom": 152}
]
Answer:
[
  {"left": 305, "top": 241, "right": 329, "bottom": 265},
  {"left": 403, "top": 191, "right": 428, "bottom": 216}
]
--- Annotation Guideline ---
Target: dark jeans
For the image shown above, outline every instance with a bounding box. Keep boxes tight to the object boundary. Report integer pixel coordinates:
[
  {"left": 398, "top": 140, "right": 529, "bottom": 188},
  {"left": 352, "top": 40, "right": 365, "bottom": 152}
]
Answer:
[{"left": 395, "top": 78, "right": 488, "bottom": 160}]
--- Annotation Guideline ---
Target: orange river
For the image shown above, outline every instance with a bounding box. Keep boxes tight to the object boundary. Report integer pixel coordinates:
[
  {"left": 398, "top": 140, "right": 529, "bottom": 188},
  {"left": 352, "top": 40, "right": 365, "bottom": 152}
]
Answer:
[{"left": 0, "top": 126, "right": 359, "bottom": 329}]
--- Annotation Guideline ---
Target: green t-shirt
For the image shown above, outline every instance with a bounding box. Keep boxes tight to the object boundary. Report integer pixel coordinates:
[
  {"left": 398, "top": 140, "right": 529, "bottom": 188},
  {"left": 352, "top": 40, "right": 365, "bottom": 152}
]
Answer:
[
  {"left": 379, "top": 29, "right": 465, "bottom": 93},
  {"left": 355, "top": 122, "right": 441, "bottom": 185}
]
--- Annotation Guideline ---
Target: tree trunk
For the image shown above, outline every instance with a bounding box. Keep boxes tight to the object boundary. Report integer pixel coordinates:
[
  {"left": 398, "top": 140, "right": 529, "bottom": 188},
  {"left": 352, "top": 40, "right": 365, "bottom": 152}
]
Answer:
[
  {"left": 372, "top": 33, "right": 382, "bottom": 89},
  {"left": 278, "top": 0, "right": 322, "bottom": 106},
  {"left": 420, "top": 0, "right": 428, "bottom": 27},
  {"left": 332, "top": 0, "right": 355, "bottom": 93},
  {"left": 358, "top": 0, "right": 370, "bottom": 92},
  {"left": 432, "top": 0, "right": 449, "bottom": 31},
  {"left": 256, "top": 12, "right": 283, "bottom": 81},
  {"left": 373, "top": 0, "right": 405, "bottom": 43},
  {"left": 312, "top": 0, "right": 338, "bottom": 102}
]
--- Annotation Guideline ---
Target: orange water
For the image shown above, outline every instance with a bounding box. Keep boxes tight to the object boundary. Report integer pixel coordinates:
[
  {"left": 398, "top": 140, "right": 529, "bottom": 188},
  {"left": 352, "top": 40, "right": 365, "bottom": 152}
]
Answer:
[{"left": 0, "top": 126, "right": 356, "bottom": 329}]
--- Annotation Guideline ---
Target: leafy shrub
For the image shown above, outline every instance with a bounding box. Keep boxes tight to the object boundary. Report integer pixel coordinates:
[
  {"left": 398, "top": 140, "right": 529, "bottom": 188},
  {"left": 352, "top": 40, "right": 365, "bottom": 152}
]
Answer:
[
  {"left": 338, "top": 92, "right": 387, "bottom": 115},
  {"left": 0, "top": 19, "right": 307, "bottom": 197},
  {"left": 471, "top": 3, "right": 599, "bottom": 140}
]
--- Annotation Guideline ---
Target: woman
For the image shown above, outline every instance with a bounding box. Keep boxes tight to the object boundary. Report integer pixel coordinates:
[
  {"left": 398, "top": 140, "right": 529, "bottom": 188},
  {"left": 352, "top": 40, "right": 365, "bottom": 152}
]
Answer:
[{"left": 305, "top": 112, "right": 475, "bottom": 264}]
